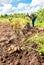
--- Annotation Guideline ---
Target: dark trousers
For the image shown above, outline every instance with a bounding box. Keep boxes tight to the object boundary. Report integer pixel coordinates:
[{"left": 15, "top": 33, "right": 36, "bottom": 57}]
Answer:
[{"left": 32, "top": 21, "right": 34, "bottom": 27}]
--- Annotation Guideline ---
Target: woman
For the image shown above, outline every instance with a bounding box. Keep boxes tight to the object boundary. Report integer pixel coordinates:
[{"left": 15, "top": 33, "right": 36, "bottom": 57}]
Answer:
[{"left": 26, "top": 13, "right": 37, "bottom": 27}]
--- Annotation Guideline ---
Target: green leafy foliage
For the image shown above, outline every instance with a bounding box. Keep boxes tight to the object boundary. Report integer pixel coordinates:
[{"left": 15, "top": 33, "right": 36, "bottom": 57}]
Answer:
[
  {"left": 35, "top": 9, "right": 44, "bottom": 27},
  {"left": 24, "top": 33, "right": 44, "bottom": 44},
  {"left": 39, "top": 46, "right": 44, "bottom": 55},
  {"left": 23, "top": 33, "right": 44, "bottom": 54}
]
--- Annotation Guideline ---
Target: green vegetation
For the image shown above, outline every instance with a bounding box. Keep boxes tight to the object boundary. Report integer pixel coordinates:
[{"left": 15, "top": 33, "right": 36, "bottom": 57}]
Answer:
[
  {"left": 0, "top": 13, "right": 26, "bottom": 18},
  {"left": 0, "top": 9, "right": 44, "bottom": 28},
  {"left": 39, "top": 46, "right": 44, "bottom": 55},
  {"left": 23, "top": 33, "right": 44, "bottom": 55},
  {"left": 35, "top": 9, "right": 44, "bottom": 27}
]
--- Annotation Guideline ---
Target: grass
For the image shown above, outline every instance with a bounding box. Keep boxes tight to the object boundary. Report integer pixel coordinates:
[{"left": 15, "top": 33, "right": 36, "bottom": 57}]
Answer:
[
  {"left": 0, "top": 18, "right": 44, "bottom": 28},
  {"left": 0, "top": 18, "right": 29, "bottom": 27},
  {"left": 23, "top": 33, "right": 44, "bottom": 54},
  {"left": 35, "top": 21, "right": 44, "bottom": 28},
  {"left": 0, "top": 18, "right": 9, "bottom": 23}
]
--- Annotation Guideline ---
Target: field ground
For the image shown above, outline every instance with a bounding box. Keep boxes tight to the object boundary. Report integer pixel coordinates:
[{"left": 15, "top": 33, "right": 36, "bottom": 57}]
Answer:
[
  {"left": 0, "top": 23, "right": 44, "bottom": 65},
  {"left": 0, "top": 9, "right": 44, "bottom": 65}
]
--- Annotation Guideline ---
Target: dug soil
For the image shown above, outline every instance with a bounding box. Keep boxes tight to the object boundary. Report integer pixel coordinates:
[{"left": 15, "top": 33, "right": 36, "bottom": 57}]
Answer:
[{"left": 0, "top": 23, "right": 44, "bottom": 65}]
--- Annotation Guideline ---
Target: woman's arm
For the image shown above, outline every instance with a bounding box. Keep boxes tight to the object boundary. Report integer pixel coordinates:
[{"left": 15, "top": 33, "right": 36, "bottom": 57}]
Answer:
[{"left": 26, "top": 13, "right": 32, "bottom": 19}]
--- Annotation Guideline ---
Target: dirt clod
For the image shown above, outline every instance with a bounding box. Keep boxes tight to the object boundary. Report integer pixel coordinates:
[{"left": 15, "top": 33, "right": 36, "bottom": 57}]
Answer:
[{"left": 15, "top": 60, "right": 20, "bottom": 65}]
